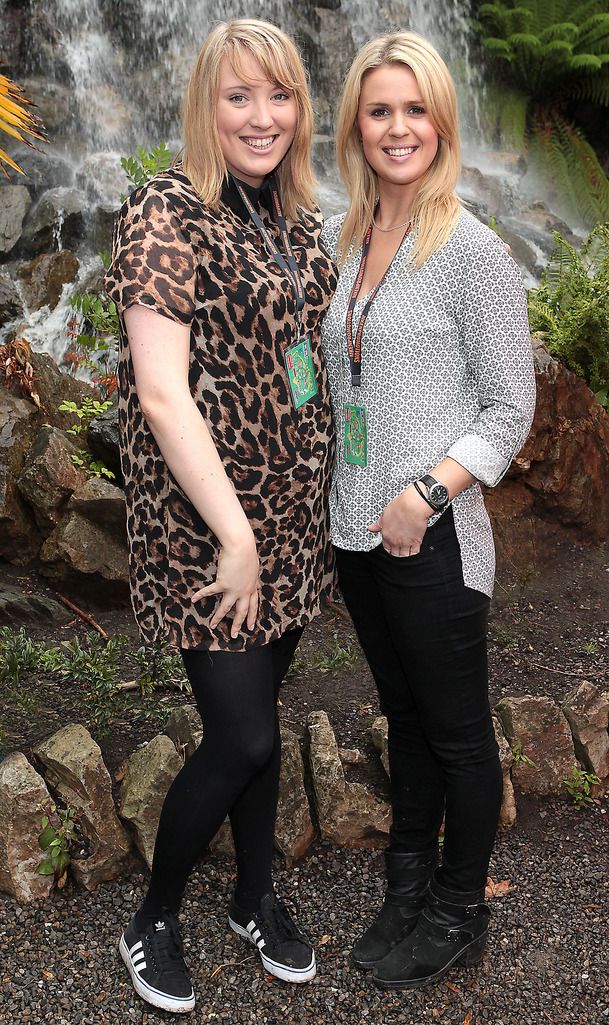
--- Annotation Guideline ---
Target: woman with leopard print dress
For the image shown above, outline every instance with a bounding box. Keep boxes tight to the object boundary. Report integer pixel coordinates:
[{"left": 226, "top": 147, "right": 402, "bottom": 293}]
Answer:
[{"left": 105, "top": 20, "right": 336, "bottom": 1013}]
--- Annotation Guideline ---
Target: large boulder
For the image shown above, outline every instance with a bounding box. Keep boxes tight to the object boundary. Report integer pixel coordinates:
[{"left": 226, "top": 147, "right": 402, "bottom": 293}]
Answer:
[
  {"left": 17, "top": 425, "right": 86, "bottom": 533},
  {"left": 16, "top": 250, "right": 79, "bottom": 311},
  {"left": 485, "top": 340, "right": 609, "bottom": 575},
  {"left": 308, "top": 710, "right": 390, "bottom": 845},
  {"left": 27, "top": 349, "right": 95, "bottom": 429},
  {"left": 0, "top": 389, "right": 42, "bottom": 563},
  {"left": 275, "top": 726, "right": 315, "bottom": 862},
  {"left": 18, "top": 77, "right": 73, "bottom": 133},
  {"left": 562, "top": 683, "right": 609, "bottom": 781},
  {"left": 20, "top": 187, "right": 86, "bottom": 255},
  {"left": 494, "top": 695, "right": 577, "bottom": 796},
  {"left": 119, "top": 734, "right": 183, "bottom": 869},
  {"left": 34, "top": 724, "right": 132, "bottom": 890},
  {"left": 0, "top": 752, "right": 55, "bottom": 903},
  {"left": 0, "top": 185, "right": 31, "bottom": 254},
  {"left": 39, "top": 508, "right": 129, "bottom": 601}
]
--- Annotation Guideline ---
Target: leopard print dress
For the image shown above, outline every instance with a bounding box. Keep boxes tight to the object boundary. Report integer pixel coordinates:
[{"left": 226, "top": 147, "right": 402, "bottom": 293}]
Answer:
[{"left": 104, "top": 167, "right": 337, "bottom": 651}]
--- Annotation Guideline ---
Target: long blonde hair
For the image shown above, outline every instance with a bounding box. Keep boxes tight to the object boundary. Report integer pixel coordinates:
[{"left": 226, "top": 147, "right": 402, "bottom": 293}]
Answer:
[
  {"left": 183, "top": 19, "right": 316, "bottom": 219},
  {"left": 336, "top": 32, "right": 461, "bottom": 268}
]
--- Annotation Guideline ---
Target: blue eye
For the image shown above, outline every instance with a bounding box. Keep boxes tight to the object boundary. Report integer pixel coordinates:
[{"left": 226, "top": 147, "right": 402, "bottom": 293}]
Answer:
[
  {"left": 229, "top": 94, "right": 247, "bottom": 103},
  {"left": 409, "top": 106, "right": 425, "bottom": 115},
  {"left": 370, "top": 107, "right": 389, "bottom": 117}
]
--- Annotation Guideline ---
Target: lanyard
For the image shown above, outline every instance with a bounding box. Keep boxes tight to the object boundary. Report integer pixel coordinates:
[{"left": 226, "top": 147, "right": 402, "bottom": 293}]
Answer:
[
  {"left": 345, "top": 214, "right": 412, "bottom": 387},
  {"left": 231, "top": 174, "right": 306, "bottom": 325}
]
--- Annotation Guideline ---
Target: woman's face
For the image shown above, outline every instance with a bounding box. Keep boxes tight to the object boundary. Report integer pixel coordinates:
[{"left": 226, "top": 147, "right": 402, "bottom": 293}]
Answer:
[
  {"left": 357, "top": 63, "right": 439, "bottom": 193},
  {"left": 216, "top": 52, "right": 298, "bottom": 188}
]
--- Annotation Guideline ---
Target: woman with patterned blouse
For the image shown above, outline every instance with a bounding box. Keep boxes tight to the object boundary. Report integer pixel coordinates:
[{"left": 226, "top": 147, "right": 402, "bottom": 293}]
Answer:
[
  {"left": 105, "top": 20, "right": 336, "bottom": 1012},
  {"left": 320, "top": 33, "right": 536, "bottom": 990}
]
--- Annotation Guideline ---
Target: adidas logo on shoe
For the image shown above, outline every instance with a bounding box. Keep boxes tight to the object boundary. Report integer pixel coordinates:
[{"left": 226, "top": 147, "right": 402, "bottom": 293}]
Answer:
[{"left": 154, "top": 921, "right": 166, "bottom": 931}]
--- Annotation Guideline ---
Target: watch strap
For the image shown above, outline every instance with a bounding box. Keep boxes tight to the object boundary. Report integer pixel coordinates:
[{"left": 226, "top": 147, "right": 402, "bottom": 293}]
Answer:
[{"left": 413, "top": 480, "right": 436, "bottom": 512}]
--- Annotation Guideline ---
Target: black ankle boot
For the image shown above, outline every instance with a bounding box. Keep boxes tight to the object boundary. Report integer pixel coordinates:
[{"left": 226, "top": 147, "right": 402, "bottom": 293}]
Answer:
[
  {"left": 350, "top": 847, "right": 438, "bottom": 970},
  {"left": 372, "top": 871, "right": 490, "bottom": 989}
]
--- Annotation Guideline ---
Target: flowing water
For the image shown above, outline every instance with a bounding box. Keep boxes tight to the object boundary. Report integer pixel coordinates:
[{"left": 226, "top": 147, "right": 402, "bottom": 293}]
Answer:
[{"left": 4, "top": 0, "right": 579, "bottom": 355}]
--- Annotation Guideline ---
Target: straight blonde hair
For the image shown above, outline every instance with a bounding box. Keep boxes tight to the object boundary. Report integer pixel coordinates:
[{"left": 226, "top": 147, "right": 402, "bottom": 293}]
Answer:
[
  {"left": 183, "top": 19, "right": 316, "bottom": 220},
  {"left": 336, "top": 32, "right": 462, "bottom": 269}
]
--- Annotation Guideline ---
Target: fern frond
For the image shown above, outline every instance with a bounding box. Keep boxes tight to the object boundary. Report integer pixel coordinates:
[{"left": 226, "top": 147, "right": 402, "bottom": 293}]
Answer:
[
  {"left": 483, "top": 36, "right": 513, "bottom": 58},
  {"left": 569, "top": 52, "right": 603, "bottom": 70}
]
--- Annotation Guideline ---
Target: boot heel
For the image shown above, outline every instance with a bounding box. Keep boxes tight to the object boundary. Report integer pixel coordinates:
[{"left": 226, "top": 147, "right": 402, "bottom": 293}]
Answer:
[{"left": 458, "top": 933, "right": 487, "bottom": 967}]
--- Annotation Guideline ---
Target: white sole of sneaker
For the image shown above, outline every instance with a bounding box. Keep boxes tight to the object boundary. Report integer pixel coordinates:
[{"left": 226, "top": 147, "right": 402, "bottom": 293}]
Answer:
[
  {"left": 228, "top": 916, "right": 317, "bottom": 983},
  {"left": 118, "top": 934, "right": 195, "bottom": 1013}
]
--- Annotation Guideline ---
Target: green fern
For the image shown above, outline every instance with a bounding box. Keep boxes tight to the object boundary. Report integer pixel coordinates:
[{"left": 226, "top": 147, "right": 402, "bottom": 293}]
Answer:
[
  {"left": 475, "top": 0, "right": 609, "bottom": 225},
  {"left": 528, "top": 224, "right": 609, "bottom": 403}
]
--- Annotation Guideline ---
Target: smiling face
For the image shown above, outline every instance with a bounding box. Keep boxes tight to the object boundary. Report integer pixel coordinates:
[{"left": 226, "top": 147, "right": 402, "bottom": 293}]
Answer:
[
  {"left": 357, "top": 62, "right": 439, "bottom": 196},
  {"left": 216, "top": 52, "right": 298, "bottom": 188}
]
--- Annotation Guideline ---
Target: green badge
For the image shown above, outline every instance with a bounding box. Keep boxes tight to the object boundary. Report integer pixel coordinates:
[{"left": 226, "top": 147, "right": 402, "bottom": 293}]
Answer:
[
  {"left": 284, "top": 337, "right": 318, "bottom": 409},
  {"left": 344, "top": 404, "right": 368, "bottom": 466}
]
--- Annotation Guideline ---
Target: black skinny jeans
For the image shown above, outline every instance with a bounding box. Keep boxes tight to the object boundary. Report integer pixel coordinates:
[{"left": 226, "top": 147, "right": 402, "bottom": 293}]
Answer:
[
  {"left": 139, "top": 628, "right": 303, "bottom": 920},
  {"left": 334, "top": 508, "right": 502, "bottom": 893}
]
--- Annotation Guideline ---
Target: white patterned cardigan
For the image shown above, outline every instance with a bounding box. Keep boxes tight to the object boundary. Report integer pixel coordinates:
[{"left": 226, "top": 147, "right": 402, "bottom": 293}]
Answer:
[{"left": 320, "top": 208, "right": 537, "bottom": 597}]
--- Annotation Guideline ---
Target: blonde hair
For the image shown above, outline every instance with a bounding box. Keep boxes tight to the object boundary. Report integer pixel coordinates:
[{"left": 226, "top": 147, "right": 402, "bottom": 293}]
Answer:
[
  {"left": 183, "top": 19, "right": 316, "bottom": 219},
  {"left": 336, "top": 32, "right": 461, "bottom": 269}
]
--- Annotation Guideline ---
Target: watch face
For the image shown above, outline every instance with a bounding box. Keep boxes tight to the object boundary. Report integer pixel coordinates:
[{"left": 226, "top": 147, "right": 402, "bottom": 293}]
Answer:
[{"left": 429, "top": 483, "right": 449, "bottom": 507}]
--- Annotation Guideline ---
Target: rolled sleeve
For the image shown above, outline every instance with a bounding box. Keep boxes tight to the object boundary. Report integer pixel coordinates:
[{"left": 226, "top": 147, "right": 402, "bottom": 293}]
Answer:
[{"left": 448, "top": 239, "right": 536, "bottom": 486}]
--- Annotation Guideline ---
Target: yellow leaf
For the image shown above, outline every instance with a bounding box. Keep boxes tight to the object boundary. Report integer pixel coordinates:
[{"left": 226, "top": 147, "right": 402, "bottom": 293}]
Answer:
[{"left": 317, "top": 934, "right": 332, "bottom": 946}]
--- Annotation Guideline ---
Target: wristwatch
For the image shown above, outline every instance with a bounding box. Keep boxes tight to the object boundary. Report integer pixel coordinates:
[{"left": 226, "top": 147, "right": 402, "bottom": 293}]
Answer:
[{"left": 416, "top": 474, "right": 450, "bottom": 512}]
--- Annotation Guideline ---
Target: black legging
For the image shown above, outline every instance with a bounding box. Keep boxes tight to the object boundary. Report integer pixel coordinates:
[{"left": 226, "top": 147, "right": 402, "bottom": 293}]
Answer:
[
  {"left": 334, "top": 508, "right": 503, "bottom": 893},
  {"left": 137, "top": 627, "right": 303, "bottom": 922}
]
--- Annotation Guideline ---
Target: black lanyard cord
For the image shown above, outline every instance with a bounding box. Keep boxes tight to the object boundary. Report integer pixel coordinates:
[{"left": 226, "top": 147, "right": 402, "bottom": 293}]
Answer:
[{"left": 231, "top": 175, "right": 306, "bottom": 320}]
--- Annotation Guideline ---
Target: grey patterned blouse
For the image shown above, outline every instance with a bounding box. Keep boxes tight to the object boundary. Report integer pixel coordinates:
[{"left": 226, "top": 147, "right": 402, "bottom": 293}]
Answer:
[{"left": 320, "top": 207, "right": 536, "bottom": 597}]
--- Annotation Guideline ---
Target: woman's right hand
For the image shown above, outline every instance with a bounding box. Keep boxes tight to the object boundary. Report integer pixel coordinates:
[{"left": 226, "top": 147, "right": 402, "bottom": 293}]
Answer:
[{"left": 192, "top": 536, "right": 260, "bottom": 639}]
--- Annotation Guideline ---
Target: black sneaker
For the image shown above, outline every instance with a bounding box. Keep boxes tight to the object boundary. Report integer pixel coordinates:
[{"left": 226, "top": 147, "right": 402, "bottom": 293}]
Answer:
[
  {"left": 119, "top": 910, "right": 195, "bottom": 1013},
  {"left": 228, "top": 892, "right": 316, "bottom": 983}
]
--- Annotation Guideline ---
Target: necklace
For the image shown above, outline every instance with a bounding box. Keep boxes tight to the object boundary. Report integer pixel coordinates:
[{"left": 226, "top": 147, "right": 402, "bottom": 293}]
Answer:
[{"left": 372, "top": 214, "right": 411, "bottom": 232}]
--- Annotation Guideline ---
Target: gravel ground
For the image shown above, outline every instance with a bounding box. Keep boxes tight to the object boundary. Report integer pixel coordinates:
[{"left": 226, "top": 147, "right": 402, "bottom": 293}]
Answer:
[{"left": 1, "top": 796, "right": 607, "bottom": 1025}]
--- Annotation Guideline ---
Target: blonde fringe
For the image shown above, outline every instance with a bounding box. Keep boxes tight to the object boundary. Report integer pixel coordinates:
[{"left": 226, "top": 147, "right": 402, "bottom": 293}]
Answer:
[
  {"left": 182, "top": 19, "right": 316, "bottom": 220},
  {"left": 336, "top": 32, "right": 462, "bottom": 269}
]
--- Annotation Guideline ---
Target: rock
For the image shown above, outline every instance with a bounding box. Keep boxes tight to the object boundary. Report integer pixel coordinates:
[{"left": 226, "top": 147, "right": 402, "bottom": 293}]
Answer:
[
  {"left": 493, "top": 716, "right": 517, "bottom": 827},
  {"left": 16, "top": 250, "right": 79, "bottom": 311},
  {"left": 494, "top": 695, "right": 577, "bottom": 796},
  {"left": 165, "top": 705, "right": 203, "bottom": 760},
  {"left": 485, "top": 340, "right": 609, "bottom": 579},
  {"left": 33, "top": 724, "right": 132, "bottom": 890},
  {"left": 0, "top": 185, "right": 31, "bottom": 254},
  {"left": 0, "top": 5, "right": 25, "bottom": 67},
  {"left": 119, "top": 734, "right": 183, "bottom": 869},
  {"left": 17, "top": 425, "right": 86, "bottom": 533},
  {"left": 562, "top": 683, "right": 609, "bottom": 781},
  {"left": 39, "top": 509, "right": 129, "bottom": 601},
  {"left": 0, "top": 752, "right": 55, "bottom": 902},
  {"left": 19, "top": 77, "right": 73, "bottom": 133},
  {"left": 339, "top": 747, "right": 366, "bottom": 766},
  {"left": 67, "top": 476, "right": 126, "bottom": 535},
  {"left": 308, "top": 710, "right": 390, "bottom": 845},
  {"left": 460, "top": 166, "right": 517, "bottom": 218},
  {"left": 0, "top": 583, "right": 71, "bottom": 625},
  {"left": 87, "top": 405, "right": 122, "bottom": 483},
  {"left": 0, "top": 270, "right": 24, "bottom": 324},
  {"left": 370, "top": 716, "right": 389, "bottom": 776},
  {"left": 1, "top": 149, "right": 73, "bottom": 198},
  {"left": 209, "top": 819, "right": 235, "bottom": 857},
  {"left": 27, "top": 349, "right": 96, "bottom": 428},
  {"left": 20, "top": 187, "right": 86, "bottom": 255},
  {"left": 0, "top": 389, "right": 42, "bottom": 563},
  {"left": 275, "top": 726, "right": 315, "bottom": 862}
]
